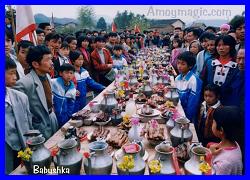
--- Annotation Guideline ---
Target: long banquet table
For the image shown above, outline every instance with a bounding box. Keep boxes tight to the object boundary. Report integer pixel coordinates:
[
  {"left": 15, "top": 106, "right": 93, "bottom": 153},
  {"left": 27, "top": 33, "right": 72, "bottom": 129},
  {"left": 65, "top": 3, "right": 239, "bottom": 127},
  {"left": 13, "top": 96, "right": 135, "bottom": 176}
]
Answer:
[{"left": 11, "top": 81, "right": 199, "bottom": 175}]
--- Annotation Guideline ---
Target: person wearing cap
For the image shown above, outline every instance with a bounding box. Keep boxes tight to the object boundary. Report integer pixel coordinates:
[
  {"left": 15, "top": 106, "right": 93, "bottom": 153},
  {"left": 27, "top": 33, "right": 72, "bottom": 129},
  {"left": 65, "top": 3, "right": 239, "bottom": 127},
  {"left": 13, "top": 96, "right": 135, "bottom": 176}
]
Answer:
[{"left": 220, "top": 24, "right": 231, "bottom": 35}]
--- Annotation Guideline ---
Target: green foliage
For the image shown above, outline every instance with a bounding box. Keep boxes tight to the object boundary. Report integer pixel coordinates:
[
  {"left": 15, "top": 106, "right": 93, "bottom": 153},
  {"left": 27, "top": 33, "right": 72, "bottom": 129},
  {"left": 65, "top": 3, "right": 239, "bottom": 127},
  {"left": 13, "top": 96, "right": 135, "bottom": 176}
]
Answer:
[
  {"left": 129, "top": 14, "right": 149, "bottom": 32},
  {"left": 77, "top": 6, "right": 95, "bottom": 29},
  {"left": 96, "top": 17, "right": 107, "bottom": 30},
  {"left": 56, "top": 26, "right": 76, "bottom": 34},
  {"left": 114, "top": 10, "right": 149, "bottom": 31}
]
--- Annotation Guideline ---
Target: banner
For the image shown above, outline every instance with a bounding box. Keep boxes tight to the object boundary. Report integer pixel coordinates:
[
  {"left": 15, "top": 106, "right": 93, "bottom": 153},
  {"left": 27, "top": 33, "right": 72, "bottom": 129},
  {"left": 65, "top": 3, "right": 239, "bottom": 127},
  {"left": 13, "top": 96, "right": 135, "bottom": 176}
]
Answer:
[{"left": 16, "top": 5, "right": 37, "bottom": 44}]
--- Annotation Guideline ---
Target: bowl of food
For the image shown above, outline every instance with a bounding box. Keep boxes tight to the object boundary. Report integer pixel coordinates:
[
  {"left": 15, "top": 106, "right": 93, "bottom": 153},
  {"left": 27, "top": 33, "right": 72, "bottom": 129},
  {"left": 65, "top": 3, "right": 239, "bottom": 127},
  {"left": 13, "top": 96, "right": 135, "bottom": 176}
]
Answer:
[{"left": 141, "top": 104, "right": 153, "bottom": 115}]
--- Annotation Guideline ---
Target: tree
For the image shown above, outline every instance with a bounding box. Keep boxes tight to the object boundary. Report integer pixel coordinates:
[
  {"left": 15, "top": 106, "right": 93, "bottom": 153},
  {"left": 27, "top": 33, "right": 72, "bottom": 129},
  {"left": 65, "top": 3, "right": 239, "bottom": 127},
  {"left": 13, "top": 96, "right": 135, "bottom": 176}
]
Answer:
[
  {"left": 96, "top": 17, "right": 107, "bottom": 30},
  {"left": 56, "top": 26, "right": 76, "bottom": 34},
  {"left": 113, "top": 10, "right": 149, "bottom": 31},
  {"left": 129, "top": 14, "right": 149, "bottom": 32},
  {"left": 77, "top": 6, "right": 95, "bottom": 29},
  {"left": 114, "top": 10, "right": 134, "bottom": 30}
]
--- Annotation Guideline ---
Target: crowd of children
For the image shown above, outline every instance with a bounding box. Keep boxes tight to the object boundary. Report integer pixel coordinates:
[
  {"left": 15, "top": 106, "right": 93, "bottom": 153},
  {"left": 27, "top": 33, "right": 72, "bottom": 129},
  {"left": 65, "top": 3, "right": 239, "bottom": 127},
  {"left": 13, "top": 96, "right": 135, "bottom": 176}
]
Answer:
[{"left": 5, "top": 13, "right": 245, "bottom": 175}]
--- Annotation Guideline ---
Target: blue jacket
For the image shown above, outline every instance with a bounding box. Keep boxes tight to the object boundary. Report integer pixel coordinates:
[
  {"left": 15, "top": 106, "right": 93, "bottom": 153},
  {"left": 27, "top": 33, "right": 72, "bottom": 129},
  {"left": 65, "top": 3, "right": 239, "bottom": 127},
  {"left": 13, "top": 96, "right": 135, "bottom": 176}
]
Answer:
[
  {"left": 175, "top": 71, "right": 203, "bottom": 125},
  {"left": 194, "top": 50, "right": 212, "bottom": 77},
  {"left": 52, "top": 77, "right": 76, "bottom": 127},
  {"left": 112, "top": 54, "right": 127, "bottom": 70},
  {"left": 74, "top": 67, "right": 105, "bottom": 112},
  {"left": 203, "top": 59, "right": 241, "bottom": 106}
]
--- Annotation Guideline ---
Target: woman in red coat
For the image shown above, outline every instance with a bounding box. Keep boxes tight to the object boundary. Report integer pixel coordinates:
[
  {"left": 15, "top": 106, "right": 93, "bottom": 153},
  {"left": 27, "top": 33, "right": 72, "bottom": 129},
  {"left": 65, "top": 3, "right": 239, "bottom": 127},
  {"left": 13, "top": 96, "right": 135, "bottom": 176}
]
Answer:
[{"left": 91, "top": 36, "right": 113, "bottom": 86}]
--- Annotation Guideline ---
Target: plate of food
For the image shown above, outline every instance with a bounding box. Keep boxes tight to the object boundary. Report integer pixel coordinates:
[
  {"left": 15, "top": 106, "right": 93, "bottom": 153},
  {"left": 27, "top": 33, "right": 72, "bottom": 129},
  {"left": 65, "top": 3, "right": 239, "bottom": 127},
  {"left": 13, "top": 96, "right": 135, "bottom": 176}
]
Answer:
[
  {"left": 160, "top": 110, "right": 174, "bottom": 120},
  {"left": 150, "top": 94, "right": 165, "bottom": 105},
  {"left": 138, "top": 105, "right": 160, "bottom": 117},
  {"left": 106, "top": 129, "right": 129, "bottom": 149},
  {"left": 114, "top": 148, "right": 149, "bottom": 161},
  {"left": 87, "top": 126, "right": 111, "bottom": 141},
  {"left": 71, "top": 109, "right": 91, "bottom": 121},
  {"left": 141, "top": 120, "right": 165, "bottom": 146},
  {"left": 93, "top": 112, "right": 111, "bottom": 126}
]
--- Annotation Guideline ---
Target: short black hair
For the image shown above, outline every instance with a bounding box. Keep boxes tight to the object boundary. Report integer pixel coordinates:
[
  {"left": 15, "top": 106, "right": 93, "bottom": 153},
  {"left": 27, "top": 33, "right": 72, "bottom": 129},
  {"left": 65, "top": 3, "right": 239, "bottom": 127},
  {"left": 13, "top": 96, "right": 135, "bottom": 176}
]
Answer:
[
  {"left": 26, "top": 45, "right": 51, "bottom": 69},
  {"left": 109, "top": 32, "right": 117, "bottom": 37},
  {"left": 174, "top": 27, "right": 182, "bottom": 31},
  {"left": 69, "top": 50, "right": 81, "bottom": 62},
  {"left": 130, "top": 35, "right": 136, "bottom": 40},
  {"left": 184, "top": 27, "right": 191, "bottom": 33},
  {"left": 86, "top": 30, "right": 92, "bottom": 35},
  {"left": 89, "top": 36, "right": 95, "bottom": 43},
  {"left": 103, "top": 34, "right": 109, "bottom": 41},
  {"left": 60, "top": 41, "right": 69, "bottom": 49},
  {"left": 75, "top": 30, "right": 84, "bottom": 39},
  {"left": 38, "top": 23, "right": 51, "bottom": 30},
  {"left": 205, "top": 26, "right": 217, "bottom": 33},
  {"left": 59, "top": 63, "right": 75, "bottom": 73},
  {"left": 188, "top": 28, "right": 202, "bottom": 38},
  {"left": 177, "top": 51, "right": 196, "bottom": 68},
  {"left": 229, "top": 15, "right": 245, "bottom": 30},
  {"left": 172, "top": 38, "right": 183, "bottom": 48},
  {"left": 45, "top": 32, "right": 61, "bottom": 42},
  {"left": 95, "top": 36, "right": 105, "bottom": 43},
  {"left": 5, "top": 56, "right": 17, "bottom": 70},
  {"left": 215, "top": 35, "right": 237, "bottom": 58},
  {"left": 64, "top": 35, "right": 77, "bottom": 44},
  {"left": 228, "top": 29, "right": 236, "bottom": 34},
  {"left": 38, "top": 22, "right": 50, "bottom": 30},
  {"left": 113, "top": 44, "right": 123, "bottom": 51},
  {"left": 213, "top": 106, "right": 241, "bottom": 142},
  {"left": 77, "top": 35, "right": 90, "bottom": 48},
  {"left": 36, "top": 28, "right": 45, "bottom": 35},
  {"left": 5, "top": 28, "right": 13, "bottom": 42},
  {"left": 17, "top": 40, "right": 34, "bottom": 52},
  {"left": 199, "top": 32, "right": 216, "bottom": 42},
  {"left": 204, "top": 84, "right": 220, "bottom": 97}
]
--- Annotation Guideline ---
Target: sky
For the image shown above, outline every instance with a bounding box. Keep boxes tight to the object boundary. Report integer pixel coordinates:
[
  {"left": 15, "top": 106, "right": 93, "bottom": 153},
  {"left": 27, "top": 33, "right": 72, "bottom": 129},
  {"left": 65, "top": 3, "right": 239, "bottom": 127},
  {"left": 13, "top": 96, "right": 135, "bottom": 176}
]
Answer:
[{"left": 30, "top": 5, "right": 244, "bottom": 23}]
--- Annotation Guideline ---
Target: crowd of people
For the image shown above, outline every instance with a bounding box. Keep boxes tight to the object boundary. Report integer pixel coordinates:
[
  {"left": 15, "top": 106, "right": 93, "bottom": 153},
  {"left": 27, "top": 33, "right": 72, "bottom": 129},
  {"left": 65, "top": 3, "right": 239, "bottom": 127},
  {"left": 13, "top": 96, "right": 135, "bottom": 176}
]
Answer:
[{"left": 5, "top": 14, "right": 245, "bottom": 175}]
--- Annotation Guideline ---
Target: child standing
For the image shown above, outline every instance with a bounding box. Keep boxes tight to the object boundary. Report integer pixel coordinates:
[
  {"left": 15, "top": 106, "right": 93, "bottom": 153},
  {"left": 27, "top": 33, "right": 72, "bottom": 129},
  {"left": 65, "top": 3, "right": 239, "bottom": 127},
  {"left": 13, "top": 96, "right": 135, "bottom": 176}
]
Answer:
[
  {"left": 51, "top": 64, "right": 76, "bottom": 128},
  {"left": 70, "top": 51, "right": 105, "bottom": 113},
  {"left": 198, "top": 84, "right": 221, "bottom": 146},
  {"left": 175, "top": 51, "right": 202, "bottom": 126},
  {"left": 208, "top": 106, "right": 243, "bottom": 175},
  {"left": 5, "top": 58, "right": 33, "bottom": 174},
  {"left": 170, "top": 38, "right": 184, "bottom": 73},
  {"left": 112, "top": 44, "right": 128, "bottom": 70},
  {"left": 53, "top": 41, "right": 71, "bottom": 77},
  {"left": 77, "top": 35, "right": 93, "bottom": 77}
]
